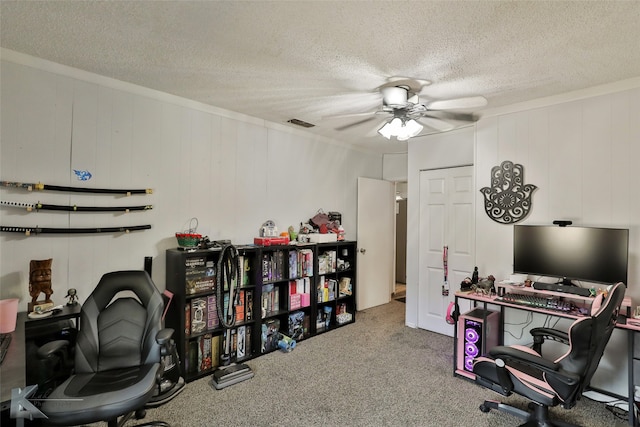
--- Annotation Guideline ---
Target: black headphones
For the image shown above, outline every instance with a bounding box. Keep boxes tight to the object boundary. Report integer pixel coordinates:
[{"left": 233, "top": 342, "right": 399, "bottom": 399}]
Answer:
[{"left": 446, "top": 301, "right": 459, "bottom": 325}]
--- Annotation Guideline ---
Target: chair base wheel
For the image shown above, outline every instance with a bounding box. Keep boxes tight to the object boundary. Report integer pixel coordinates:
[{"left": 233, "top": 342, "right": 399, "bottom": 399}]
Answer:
[{"left": 479, "top": 403, "right": 492, "bottom": 413}]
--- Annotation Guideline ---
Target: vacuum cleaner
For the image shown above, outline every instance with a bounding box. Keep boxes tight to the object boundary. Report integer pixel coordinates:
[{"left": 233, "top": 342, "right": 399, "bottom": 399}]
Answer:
[{"left": 211, "top": 244, "right": 254, "bottom": 390}]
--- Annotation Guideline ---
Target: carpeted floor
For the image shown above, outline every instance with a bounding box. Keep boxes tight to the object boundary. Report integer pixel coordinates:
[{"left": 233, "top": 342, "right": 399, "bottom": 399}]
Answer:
[{"left": 124, "top": 300, "right": 625, "bottom": 427}]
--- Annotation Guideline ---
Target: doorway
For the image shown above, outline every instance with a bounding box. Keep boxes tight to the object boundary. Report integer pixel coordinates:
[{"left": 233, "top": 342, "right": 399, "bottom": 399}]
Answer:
[{"left": 394, "top": 182, "right": 407, "bottom": 301}]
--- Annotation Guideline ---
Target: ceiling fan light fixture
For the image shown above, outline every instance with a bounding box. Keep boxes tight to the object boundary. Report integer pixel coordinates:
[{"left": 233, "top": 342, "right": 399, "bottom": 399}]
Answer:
[
  {"left": 378, "top": 117, "right": 402, "bottom": 139},
  {"left": 378, "top": 117, "right": 423, "bottom": 141},
  {"left": 378, "top": 121, "right": 394, "bottom": 139},
  {"left": 404, "top": 119, "right": 423, "bottom": 137}
]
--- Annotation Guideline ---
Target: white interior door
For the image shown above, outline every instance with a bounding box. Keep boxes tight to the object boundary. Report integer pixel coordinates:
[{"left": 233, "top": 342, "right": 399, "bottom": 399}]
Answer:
[
  {"left": 418, "top": 166, "right": 474, "bottom": 335},
  {"left": 356, "top": 177, "right": 394, "bottom": 311}
]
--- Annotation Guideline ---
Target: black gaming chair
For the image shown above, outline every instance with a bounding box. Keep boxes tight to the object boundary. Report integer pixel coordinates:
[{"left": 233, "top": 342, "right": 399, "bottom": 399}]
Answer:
[
  {"left": 38, "top": 271, "right": 172, "bottom": 426},
  {"left": 472, "top": 282, "right": 625, "bottom": 427}
]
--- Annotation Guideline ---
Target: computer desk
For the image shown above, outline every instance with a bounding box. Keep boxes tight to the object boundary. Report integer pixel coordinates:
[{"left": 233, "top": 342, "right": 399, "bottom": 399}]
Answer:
[
  {"left": 0, "top": 312, "right": 25, "bottom": 412},
  {"left": 454, "top": 286, "right": 635, "bottom": 426},
  {"left": 0, "top": 305, "right": 81, "bottom": 412}
]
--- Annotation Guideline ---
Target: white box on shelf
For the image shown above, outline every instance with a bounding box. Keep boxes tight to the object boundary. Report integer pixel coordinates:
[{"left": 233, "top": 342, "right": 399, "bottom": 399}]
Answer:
[{"left": 299, "top": 233, "right": 337, "bottom": 243}]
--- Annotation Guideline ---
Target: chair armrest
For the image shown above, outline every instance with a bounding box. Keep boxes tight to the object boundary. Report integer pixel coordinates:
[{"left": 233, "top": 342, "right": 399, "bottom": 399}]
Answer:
[
  {"left": 530, "top": 327, "right": 569, "bottom": 344},
  {"left": 155, "top": 328, "right": 174, "bottom": 346},
  {"left": 490, "top": 346, "right": 559, "bottom": 371},
  {"left": 530, "top": 327, "right": 569, "bottom": 354},
  {"left": 37, "top": 339, "right": 70, "bottom": 360},
  {"left": 489, "top": 346, "right": 580, "bottom": 386}
]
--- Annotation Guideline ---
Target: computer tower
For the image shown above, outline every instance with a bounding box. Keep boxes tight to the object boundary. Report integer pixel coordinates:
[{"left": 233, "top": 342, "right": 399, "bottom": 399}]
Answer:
[{"left": 456, "top": 308, "right": 499, "bottom": 379}]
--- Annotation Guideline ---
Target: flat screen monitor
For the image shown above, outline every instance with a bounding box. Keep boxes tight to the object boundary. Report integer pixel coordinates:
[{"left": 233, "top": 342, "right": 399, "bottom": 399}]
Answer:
[{"left": 513, "top": 225, "right": 629, "bottom": 286}]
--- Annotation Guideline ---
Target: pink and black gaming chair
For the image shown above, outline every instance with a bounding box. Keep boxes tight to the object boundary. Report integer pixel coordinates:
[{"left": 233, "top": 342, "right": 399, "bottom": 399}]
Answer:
[{"left": 472, "top": 282, "right": 625, "bottom": 427}]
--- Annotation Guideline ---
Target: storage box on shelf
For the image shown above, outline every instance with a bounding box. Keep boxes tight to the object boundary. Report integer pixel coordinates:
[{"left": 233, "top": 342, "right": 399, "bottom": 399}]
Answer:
[{"left": 165, "top": 246, "right": 259, "bottom": 382}]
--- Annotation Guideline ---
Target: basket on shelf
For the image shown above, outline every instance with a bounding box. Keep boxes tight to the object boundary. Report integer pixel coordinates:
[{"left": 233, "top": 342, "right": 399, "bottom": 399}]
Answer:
[
  {"left": 175, "top": 232, "right": 202, "bottom": 248},
  {"left": 175, "top": 217, "right": 201, "bottom": 248}
]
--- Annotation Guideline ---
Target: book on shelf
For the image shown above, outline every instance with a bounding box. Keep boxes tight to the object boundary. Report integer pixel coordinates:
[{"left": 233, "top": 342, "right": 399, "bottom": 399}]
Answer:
[
  {"left": 207, "top": 294, "right": 219, "bottom": 330},
  {"left": 339, "top": 277, "right": 352, "bottom": 297},
  {"left": 288, "top": 310, "right": 308, "bottom": 341},
  {"left": 185, "top": 259, "right": 216, "bottom": 294},
  {"left": 318, "top": 250, "right": 336, "bottom": 275},
  {"left": 237, "top": 325, "right": 246, "bottom": 360},
  {"left": 222, "top": 328, "right": 237, "bottom": 361},
  {"left": 245, "top": 289, "right": 253, "bottom": 321},
  {"left": 191, "top": 297, "right": 208, "bottom": 334},
  {"left": 296, "top": 248, "right": 314, "bottom": 277},
  {"left": 184, "top": 303, "right": 191, "bottom": 336},
  {"left": 316, "top": 306, "right": 333, "bottom": 333},
  {"left": 276, "top": 251, "right": 285, "bottom": 280},
  {"left": 239, "top": 255, "right": 251, "bottom": 286},
  {"left": 185, "top": 256, "right": 206, "bottom": 269},
  {"left": 328, "top": 278, "right": 337, "bottom": 301},
  {"left": 262, "top": 253, "right": 270, "bottom": 282},
  {"left": 211, "top": 334, "right": 221, "bottom": 369},
  {"left": 186, "top": 340, "right": 199, "bottom": 375},
  {"left": 288, "top": 250, "right": 298, "bottom": 279},
  {"left": 244, "top": 326, "right": 251, "bottom": 359},
  {"left": 235, "top": 290, "right": 245, "bottom": 322},
  {"left": 198, "top": 333, "right": 213, "bottom": 372},
  {"left": 262, "top": 251, "right": 286, "bottom": 282},
  {"left": 261, "top": 318, "right": 280, "bottom": 353},
  {"left": 261, "top": 283, "right": 280, "bottom": 317}
]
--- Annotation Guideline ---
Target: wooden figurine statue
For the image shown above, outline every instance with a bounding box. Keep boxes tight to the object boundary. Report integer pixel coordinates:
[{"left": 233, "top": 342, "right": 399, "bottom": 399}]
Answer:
[{"left": 29, "top": 258, "right": 53, "bottom": 311}]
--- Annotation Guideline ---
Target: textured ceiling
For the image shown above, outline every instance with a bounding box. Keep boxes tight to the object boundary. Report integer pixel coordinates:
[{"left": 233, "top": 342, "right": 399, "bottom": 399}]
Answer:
[{"left": 1, "top": 1, "right": 640, "bottom": 154}]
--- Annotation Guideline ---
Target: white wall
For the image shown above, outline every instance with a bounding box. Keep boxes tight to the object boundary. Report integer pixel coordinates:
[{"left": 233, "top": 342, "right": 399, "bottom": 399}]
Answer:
[
  {"left": 382, "top": 153, "right": 408, "bottom": 182},
  {"left": 475, "top": 89, "right": 640, "bottom": 290},
  {"left": 0, "top": 54, "right": 382, "bottom": 310}
]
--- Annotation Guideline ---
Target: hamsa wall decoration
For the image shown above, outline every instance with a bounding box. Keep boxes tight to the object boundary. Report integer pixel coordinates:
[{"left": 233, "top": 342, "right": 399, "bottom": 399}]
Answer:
[{"left": 480, "top": 161, "right": 537, "bottom": 224}]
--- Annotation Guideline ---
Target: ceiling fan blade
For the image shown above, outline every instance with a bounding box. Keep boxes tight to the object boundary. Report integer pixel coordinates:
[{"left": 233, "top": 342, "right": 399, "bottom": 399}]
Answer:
[
  {"left": 335, "top": 116, "right": 380, "bottom": 131},
  {"left": 416, "top": 117, "right": 455, "bottom": 132},
  {"left": 323, "top": 111, "right": 378, "bottom": 120},
  {"left": 424, "top": 111, "right": 477, "bottom": 122},
  {"left": 366, "top": 119, "right": 388, "bottom": 138},
  {"left": 427, "top": 96, "right": 488, "bottom": 111}
]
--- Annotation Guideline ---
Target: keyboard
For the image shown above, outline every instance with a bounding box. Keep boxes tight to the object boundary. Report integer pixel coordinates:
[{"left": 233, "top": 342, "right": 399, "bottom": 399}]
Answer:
[
  {"left": 497, "top": 292, "right": 573, "bottom": 313},
  {"left": 0, "top": 332, "right": 11, "bottom": 365}
]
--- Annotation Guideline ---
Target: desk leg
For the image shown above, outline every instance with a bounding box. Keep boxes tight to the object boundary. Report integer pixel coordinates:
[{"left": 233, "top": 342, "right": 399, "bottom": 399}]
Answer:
[
  {"left": 499, "top": 306, "right": 505, "bottom": 346},
  {"left": 629, "top": 329, "right": 635, "bottom": 426},
  {"left": 453, "top": 295, "right": 459, "bottom": 376}
]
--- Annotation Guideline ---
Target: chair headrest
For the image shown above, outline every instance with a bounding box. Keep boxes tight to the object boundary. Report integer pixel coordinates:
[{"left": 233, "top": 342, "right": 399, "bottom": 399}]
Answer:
[{"left": 90, "top": 270, "right": 159, "bottom": 312}]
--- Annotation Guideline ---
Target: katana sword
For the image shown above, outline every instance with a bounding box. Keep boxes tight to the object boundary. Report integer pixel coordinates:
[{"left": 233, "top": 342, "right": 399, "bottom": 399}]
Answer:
[
  {"left": 1, "top": 181, "right": 153, "bottom": 195},
  {"left": 1, "top": 200, "right": 153, "bottom": 213},
  {"left": 1, "top": 224, "right": 151, "bottom": 236}
]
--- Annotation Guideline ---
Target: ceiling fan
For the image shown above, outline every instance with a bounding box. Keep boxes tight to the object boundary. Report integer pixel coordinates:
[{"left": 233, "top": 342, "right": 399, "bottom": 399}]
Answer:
[{"left": 331, "top": 77, "right": 487, "bottom": 140}]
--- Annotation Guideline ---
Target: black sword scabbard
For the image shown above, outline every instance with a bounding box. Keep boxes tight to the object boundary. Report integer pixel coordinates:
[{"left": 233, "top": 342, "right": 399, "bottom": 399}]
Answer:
[
  {"left": 1, "top": 181, "right": 153, "bottom": 195},
  {"left": 0, "top": 224, "right": 151, "bottom": 235},
  {"left": 1, "top": 200, "right": 153, "bottom": 212}
]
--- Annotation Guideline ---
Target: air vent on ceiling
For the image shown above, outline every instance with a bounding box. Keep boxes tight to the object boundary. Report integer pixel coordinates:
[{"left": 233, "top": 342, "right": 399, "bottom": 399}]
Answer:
[{"left": 287, "top": 118, "right": 315, "bottom": 128}]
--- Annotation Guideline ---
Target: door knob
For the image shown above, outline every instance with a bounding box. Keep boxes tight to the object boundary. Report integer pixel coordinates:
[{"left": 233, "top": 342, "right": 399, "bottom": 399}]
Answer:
[{"left": 358, "top": 248, "right": 366, "bottom": 254}]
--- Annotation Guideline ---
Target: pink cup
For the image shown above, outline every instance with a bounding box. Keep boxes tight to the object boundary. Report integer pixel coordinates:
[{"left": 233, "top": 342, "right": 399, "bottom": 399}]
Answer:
[{"left": 0, "top": 298, "right": 19, "bottom": 333}]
